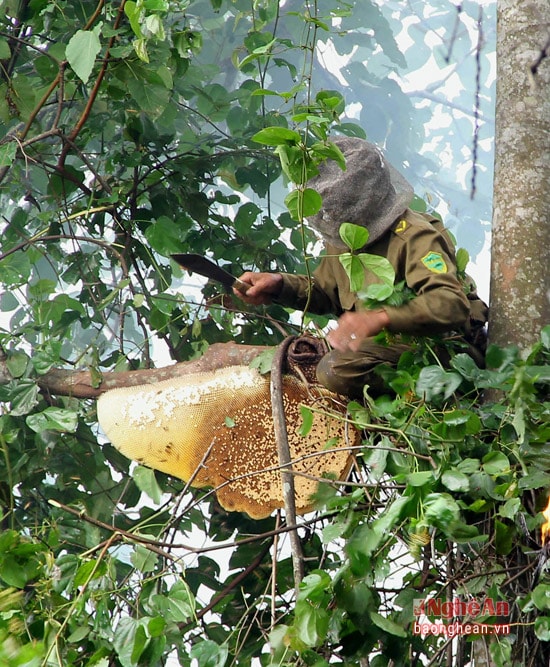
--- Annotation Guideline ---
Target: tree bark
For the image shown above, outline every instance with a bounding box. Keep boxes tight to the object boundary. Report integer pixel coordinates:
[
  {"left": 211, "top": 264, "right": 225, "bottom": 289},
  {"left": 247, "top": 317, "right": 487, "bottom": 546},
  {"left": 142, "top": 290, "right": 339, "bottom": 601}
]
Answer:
[
  {"left": 489, "top": 0, "right": 550, "bottom": 351},
  {"left": 0, "top": 343, "right": 269, "bottom": 399}
]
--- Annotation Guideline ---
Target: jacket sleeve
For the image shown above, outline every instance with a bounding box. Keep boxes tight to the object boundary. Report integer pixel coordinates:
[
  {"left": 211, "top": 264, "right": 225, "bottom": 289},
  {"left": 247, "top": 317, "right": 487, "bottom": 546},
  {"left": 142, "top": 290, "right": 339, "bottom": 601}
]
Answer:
[
  {"left": 383, "top": 224, "right": 471, "bottom": 335},
  {"left": 275, "top": 258, "right": 343, "bottom": 315}
]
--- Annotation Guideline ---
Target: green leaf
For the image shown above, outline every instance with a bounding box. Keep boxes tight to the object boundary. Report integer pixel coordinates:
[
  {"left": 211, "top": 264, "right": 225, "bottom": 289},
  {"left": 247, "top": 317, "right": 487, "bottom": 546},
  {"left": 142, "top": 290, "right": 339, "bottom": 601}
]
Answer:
[
  {"left": 441, "top": 469, "right": 470, "bottom": 492},
  {"left": 498, "top": 497, "right": 521, "bottom": 519},
  {"left": 6, "top": 351, "right": 30, "bottom": 378},
  {"left": 339, "top": 222, "right": 369, "bottom": 251},
  {"left": 0, "top": 554, "right": 29, "bottom": 588},
  {"left": 113, "top": 617, "right": 148, "bottom": 667},
  {"left": 74, "top": 558, "right": 108, "bottom": 587},
  {"left": 0, "top": 141, "right": 17, "bottom": 167},
  {"left": 456, "top": 247, "right": 469, "bottom": 273},
  {"left": 26, "top": 407, "right": 78, "bottom": 433},
  {"left": 482, "top": 451, "right": 510, "bottom": 476},
  {"left": 285, "top": 188, "right": 322, "bottom": 221},
  {"left": 164, "top": 580, "right": 195, "bottom": 622},
  {"left": 339, "top": 253, "right": 367, "bottom": 292},
  {"left": 131, "top": 543, "right": 159, "bottom": 573},
  {"left": 535, "top": 616, "right": 550, "bottom": 641},
  {"left": 190, "top": 639, "right": 229, "bottom": 667},
  {"left": 533, "top": 584, "right": 550, "bottom": 611},
  {"left": 124, "top": 1, "right": 144, "bottom": 39},
  {"left": 494, "top": 519, "right": 514, "bottom": 555},
  {"left": 362, "top": 443, "right": 388, "bottom": 481},
  {"left": 406, "top": 471, "right": 433, "bottom": 487},
  {"left": 66, "top": 28, "right": 102, "bottom": 83},
  {"left": 416, "top": 366, "right": 463, "bottom": 401},
  {"left": 145, "top": 216, "right": 188, "bottom": 255},
  {"left": 147, "top": 616, "right": 166, "bottom": 638},
  {"left": 299, "top": 405, "right": 314, "bottom": 436},
  {"left": 249, "top": 349, "right": 275, "bottom": 374},
  {"left": 369, "top": 611, "right": 407, "bottom": 637},
  {"left": 0, "top": 39, "right": 10, "bottom": 59},
  {"left": 292, "top": 604, "right": 329, "bottom": 648},
  {"left": 252, "top": 126, "right": 301, "bottom": 146},
  {"left": 423, "top": 493, "right": 460, "bottom": 530},
  {"left": 133, "top": 465, "right": 163, "bottom": 503},
  {"left": 361, "top": 282, "right": 394, "bottom": 302},
  {"left": 358, "top": 253, "right": 395, "bottom": 286}
]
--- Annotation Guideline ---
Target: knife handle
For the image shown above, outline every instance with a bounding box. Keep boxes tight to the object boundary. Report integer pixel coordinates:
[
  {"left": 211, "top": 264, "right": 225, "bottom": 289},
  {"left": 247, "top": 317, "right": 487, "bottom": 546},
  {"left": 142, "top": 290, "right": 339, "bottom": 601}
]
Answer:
[{"left": 233, "top": 277, "right": 251, "bottom": 294}]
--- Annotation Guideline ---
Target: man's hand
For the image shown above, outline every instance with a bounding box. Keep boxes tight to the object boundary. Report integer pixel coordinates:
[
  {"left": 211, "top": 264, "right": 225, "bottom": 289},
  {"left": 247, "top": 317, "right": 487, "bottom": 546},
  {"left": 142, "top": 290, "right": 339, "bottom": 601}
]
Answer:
[
  {"left": 233, "top": 272, "right": 283, "bottom": 305},
  {"left": 327, "top": 310, "right": 390, "bottom": 352}
]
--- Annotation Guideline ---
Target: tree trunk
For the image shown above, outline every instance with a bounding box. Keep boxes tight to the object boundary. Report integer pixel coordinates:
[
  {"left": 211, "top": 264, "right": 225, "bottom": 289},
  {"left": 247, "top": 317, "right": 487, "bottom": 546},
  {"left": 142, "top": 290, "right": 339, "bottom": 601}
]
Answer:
[{"left": 489, "top": 0, "right": 550, "bottom": 351}]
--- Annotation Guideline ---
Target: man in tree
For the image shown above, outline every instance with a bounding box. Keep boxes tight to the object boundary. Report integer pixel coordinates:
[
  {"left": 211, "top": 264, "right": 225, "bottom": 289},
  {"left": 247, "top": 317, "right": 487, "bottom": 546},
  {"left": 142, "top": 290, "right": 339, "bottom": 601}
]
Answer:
[{"left": 235, "top": 137, "right": 488, "bottom": 399}]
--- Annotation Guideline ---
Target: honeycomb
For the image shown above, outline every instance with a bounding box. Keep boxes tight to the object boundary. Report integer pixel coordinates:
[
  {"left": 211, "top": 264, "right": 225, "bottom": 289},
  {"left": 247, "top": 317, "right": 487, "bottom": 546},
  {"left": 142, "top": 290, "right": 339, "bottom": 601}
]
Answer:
[{"left": 97, "top": 365, "right": 356, "bottom": 518}]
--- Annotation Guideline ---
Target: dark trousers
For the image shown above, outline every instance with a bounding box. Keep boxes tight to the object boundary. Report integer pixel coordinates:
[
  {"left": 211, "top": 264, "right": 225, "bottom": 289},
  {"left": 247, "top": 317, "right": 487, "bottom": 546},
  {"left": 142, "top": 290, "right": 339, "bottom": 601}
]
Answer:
[{"left": 315, "top": 336, "right": 485, "bottom": 399}]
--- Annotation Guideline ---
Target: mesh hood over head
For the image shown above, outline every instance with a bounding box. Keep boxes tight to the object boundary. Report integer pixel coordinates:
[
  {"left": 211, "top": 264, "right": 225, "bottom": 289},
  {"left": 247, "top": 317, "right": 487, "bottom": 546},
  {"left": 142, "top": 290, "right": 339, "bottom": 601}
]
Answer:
[{"left": 308, "top": 137, "right": 414, "bottom": 248}]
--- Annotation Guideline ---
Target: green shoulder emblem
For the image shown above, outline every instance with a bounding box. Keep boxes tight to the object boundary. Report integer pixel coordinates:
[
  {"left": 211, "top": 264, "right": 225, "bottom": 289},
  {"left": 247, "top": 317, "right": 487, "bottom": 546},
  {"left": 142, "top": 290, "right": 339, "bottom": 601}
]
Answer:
[{"left": 421, "top": 251, "right": 447, "bottom": 274}]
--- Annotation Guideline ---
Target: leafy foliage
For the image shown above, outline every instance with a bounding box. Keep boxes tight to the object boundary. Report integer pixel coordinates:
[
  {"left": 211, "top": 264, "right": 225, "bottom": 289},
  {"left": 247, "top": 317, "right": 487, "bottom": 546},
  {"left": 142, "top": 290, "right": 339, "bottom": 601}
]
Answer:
[{"left": 2, "top": 1, "right": 547, "bottom": 667}]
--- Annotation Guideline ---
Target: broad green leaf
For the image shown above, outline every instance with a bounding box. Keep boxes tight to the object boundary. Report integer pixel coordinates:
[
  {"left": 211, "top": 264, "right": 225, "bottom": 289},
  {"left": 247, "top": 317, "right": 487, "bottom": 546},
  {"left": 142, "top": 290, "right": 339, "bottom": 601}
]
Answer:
[
  {"left": 285, "top": 188, "right": 322, "bottom": 221},
  {"left": 148, "top": 616, "right": 166, "bottom": 638},
  {"left": 489, "top": 637, "right": 513, "bottom": 667},
  {"left": 416, "top": 366, "right": 463, "bottom": 401},
  {"left": 494, "top": 518, "right": 514, "bottom": 555},
  {"left": 369, "top": 611, "right": 407, "bottom": 637},
  {"left": 26, "top": 407, "right": 78, "bottom": 433},
  {"left": 252, "top": 126, "right": 301, "bottom": 146},
  {"left": 249, "top": 348, "right": 275, "bottom": 374},
  {"left": 406, "top": 471, "right": 433, "bottom": 487},
  {"left": 74, "top": 558, "right": 108, "bottom": 587},
  {"left": 423, "top": 493, "right": 460, "bottom": 530},
  {"left": 6, "top": 350, "right": 30, "bottom": 378},
  {"left": 144, "top": 14, "right": 165, "bottom": 40},
  {"left": 482, "top": 451, "right": 510, "bottom": 476},
  {"left": 535, "top": 617, "right": 550, "bottom": 641},
  {"left": 124, "top": 1, "right": 143, "bottom": 38},
  {"left": 0, "top": 140, "right": 16, "bottom": 167},
  {"left": 164, "top": 580, "right": 196, "bottom": 622},
  {"left": 533, "top": 584, "right": 550, "bottom": 611},
  {"left": 127, "top": 77, "right": 170, "bottom": 117},
  {"left": 131, "top": 543, "right": 159, "bottom": 573},
  {"left": 7, "top": 380, "right": 39, "bottom": 416},
  {"left": 339, "top": 253, "right": 366, "bottom": 292},
  {"left": 145, "top": 216, "right": 188, "bottom": 255},
  {"left": 358, "top": 253, "right": 395, "bottom": 285},
  {"left": 66, "top": 28, "right": 102, "bottom": 83},
  {"left": 113, "top": 617, "right": 147, "bottom": 667},
  {"left": 362, "top": 444, "right": 388, "bottom": 482},
  {"left": 133, "top": 465, "right": 163, "bottom": 503},
  {"left": 498, "top": 497, "right": 521, "bottom": 519},
  {"left": 0, "top": 38, "right": 10, "bottom": 59},
  {"left": 190, "top": 639, "right": 229, "bottom": 667},
  {"left": 361, "top": 282, "right": 394, "bottom": 302},
  {"left": 339, "top": 222, "right": 369, "bottom": 251},
  {"left": 0, "top": 554, "right": 29, "bottom": 588},
  {"left": 441, "top": 469, "right": 470, "bottom": 492}
]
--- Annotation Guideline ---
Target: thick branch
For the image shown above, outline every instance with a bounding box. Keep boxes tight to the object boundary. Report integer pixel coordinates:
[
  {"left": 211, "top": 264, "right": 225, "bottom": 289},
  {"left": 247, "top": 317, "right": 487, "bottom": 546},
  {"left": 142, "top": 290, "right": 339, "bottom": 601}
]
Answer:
[{"left": 9, "top": 343, "right": 271, "bottom": 399}]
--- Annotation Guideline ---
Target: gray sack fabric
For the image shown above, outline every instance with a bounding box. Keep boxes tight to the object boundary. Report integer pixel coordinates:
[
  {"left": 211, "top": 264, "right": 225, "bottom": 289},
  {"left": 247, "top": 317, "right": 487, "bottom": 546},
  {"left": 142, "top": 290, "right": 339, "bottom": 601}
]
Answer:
[{"left": 308, "top": 136, "right": 414, "bottom": 248}]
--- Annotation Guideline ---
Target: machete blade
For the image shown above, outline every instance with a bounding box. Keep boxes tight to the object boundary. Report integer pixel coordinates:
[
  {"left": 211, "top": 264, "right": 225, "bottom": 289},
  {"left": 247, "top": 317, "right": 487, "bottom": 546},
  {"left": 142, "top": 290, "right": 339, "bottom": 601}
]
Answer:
[{"left": 171, "top": 253, "right": 249, "bottom": 293}]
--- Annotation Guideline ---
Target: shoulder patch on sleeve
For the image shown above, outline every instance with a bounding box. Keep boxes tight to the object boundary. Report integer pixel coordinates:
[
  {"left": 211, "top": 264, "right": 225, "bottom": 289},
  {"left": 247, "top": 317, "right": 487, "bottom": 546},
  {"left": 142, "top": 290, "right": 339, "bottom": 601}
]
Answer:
[{"left": 421, "top": 251, "right": 447, "bottom": 274}]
